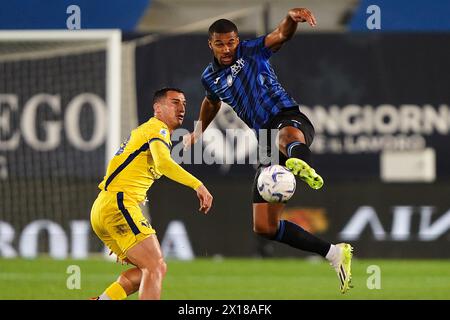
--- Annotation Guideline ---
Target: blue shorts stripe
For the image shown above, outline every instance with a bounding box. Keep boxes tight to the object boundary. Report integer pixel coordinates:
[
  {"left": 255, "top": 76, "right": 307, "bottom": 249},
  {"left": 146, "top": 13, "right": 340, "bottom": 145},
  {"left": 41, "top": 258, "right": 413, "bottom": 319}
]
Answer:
[{"left": 116, "top": 192, "right": 140, "bottom": 235}]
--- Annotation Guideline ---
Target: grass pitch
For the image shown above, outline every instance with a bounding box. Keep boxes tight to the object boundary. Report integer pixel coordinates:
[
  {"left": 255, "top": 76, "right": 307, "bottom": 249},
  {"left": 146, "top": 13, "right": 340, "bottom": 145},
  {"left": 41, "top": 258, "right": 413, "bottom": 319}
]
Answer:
[{"left": 0, "top": 257, "right": 449, "bottom": 300}]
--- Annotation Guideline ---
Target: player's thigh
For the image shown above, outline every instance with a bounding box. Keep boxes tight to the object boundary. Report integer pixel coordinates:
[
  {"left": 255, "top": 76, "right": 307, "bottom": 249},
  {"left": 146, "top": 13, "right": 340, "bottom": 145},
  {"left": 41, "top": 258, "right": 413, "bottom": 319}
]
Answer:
[
  {"left": 252, "top": 202, "right": 285, "bottom": 235},
  {"left": 278, "top": 126, "right": 306, "bottom": 150},
  {"left": 125, "top": 235, "right": 164, "bottom": 270},
  {"left": 275, "top": 111, "right": 315, "bottom": 151},
  {"left": 103, "top": 192, "right": 155, "bottom": 261},
  {"left": 90, "top": 192, "right": 109, "bottom": 238}
]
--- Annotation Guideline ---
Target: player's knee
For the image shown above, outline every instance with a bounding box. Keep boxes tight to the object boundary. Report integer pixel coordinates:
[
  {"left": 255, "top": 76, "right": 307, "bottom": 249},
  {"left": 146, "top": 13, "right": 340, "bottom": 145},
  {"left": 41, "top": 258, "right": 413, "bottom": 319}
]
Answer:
[
  {"left": 159, "top": 260, "right": 167, "bottom": 277},
  {"left": 278, "top": 129, "right": 306, "bottom": 153},
  {"left": 278, "top": 135, "right": 289, "bottom": 153},
  {"left": 141, "top": 258, "right": 167, "bottom": 279},
  {"left": 253, "top": 222, "right": 278, "bottom": 239}
]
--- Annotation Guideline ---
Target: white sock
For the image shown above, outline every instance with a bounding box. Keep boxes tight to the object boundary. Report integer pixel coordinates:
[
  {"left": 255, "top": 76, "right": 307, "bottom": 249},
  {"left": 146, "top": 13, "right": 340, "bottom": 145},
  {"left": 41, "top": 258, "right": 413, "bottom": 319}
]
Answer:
[
  {"left": 325, "top": 244, "right": 340, "bottom": 265},
  {"left": 98, "top": 292, "right": 112, "bottom": 300}
]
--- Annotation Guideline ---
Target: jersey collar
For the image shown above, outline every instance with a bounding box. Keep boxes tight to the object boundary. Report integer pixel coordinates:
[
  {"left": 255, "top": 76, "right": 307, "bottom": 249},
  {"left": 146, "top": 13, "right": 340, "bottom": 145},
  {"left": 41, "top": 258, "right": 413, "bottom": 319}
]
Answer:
[{"left": 151, "top": 116, "right": 169, "bottom": 129}]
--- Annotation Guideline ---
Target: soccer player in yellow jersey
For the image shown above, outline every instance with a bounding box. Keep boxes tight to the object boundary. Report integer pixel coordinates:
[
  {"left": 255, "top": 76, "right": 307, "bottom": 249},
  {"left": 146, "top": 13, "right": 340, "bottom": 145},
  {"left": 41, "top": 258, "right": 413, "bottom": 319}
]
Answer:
[{"left": 90, "top": 88, "right": 213, "bottom": 300}]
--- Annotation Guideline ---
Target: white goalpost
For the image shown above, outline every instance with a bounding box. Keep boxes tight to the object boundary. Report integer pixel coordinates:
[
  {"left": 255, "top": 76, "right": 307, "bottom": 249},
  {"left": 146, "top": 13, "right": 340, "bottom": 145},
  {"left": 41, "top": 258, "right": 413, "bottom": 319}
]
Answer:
[
  {"left": 0, "top": 30, "right": 122, "bottom": 259},
  {"left": 0, "top": 29, "right": 122, "bottom": 166}
]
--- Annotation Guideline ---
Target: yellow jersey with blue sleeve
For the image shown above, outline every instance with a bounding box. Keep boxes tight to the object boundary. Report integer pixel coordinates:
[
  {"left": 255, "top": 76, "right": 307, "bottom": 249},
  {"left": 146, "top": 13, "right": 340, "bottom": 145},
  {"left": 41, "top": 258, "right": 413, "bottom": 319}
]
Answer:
[
  {"left": 92, "top": 117, "right": 203, "bottom": 260},
  {"left": 98, "top": 117, "right": 202, "bottom": 203}
]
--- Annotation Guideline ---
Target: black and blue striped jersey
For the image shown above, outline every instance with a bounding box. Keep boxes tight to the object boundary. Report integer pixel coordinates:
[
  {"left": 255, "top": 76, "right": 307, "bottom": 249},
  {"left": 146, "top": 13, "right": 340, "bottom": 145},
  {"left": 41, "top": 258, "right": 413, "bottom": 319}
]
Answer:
[{"left": 201, "top": 35, "right": 298, "bottom": 130}]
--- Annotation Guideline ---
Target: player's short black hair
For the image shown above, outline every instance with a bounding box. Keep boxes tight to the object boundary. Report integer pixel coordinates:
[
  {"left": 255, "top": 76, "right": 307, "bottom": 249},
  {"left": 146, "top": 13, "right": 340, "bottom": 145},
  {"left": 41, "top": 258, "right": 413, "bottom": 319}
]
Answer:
[
  {"left": 153, "top": 87, "right": 184, "bottom": 104},
  {"left": 208, "top": 19, "right": 238, "bottom": 38}
]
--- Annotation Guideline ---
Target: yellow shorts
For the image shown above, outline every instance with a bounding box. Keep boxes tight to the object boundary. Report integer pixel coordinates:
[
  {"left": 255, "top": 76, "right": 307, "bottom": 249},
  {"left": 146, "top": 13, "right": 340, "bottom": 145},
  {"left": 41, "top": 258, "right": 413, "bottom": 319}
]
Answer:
[{"left": 90, "top": 190, "right": 155, "bottom": 260}]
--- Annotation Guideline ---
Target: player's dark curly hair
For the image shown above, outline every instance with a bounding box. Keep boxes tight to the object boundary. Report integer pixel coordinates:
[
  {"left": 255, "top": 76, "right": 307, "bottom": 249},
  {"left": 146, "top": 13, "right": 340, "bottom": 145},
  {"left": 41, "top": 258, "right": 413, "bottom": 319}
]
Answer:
[
  {"left": 153, "top": 87, "right": 184, "bottom": 104},
  {"left": 208, "top": 19, "right": 238, "bottom": 38}
]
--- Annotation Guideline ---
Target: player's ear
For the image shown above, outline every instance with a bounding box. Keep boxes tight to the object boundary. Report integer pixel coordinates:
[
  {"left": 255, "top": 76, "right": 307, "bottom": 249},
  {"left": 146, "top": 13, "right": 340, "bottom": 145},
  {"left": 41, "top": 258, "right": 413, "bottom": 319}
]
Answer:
[
  {"left": 208, "top": 39, "right": 213, "bottom": 50},
  {"left": 153, "top": 102, "right": 160, "bottom": 114}
]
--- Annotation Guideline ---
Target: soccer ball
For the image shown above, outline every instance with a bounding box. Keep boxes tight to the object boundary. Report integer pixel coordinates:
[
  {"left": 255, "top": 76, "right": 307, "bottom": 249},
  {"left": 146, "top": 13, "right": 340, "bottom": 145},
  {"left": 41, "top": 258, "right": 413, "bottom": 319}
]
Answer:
[{"left": 257, "top": 165, "right": 296, "bottom": 203}]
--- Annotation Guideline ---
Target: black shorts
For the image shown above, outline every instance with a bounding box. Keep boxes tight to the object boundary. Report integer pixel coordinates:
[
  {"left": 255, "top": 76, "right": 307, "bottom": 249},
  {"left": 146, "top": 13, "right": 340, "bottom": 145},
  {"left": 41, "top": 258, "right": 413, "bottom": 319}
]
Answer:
[{"left": 252, "top": 107, "right": 315, "bottom": 203}]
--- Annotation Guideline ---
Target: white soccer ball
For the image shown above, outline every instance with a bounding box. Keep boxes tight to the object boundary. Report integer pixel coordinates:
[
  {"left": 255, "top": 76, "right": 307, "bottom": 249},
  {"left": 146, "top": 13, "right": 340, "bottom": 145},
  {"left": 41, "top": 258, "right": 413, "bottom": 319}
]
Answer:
[{"left": 257, "top": 165, "right": 296, "bottom": 203}]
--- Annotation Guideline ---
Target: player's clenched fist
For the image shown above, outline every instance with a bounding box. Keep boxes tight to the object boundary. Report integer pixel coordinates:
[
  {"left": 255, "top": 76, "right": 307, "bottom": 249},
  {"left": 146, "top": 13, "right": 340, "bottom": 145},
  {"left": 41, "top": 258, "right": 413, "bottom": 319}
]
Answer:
[{"left": 288, "top": 8, "right": 317, "bottom": 27}]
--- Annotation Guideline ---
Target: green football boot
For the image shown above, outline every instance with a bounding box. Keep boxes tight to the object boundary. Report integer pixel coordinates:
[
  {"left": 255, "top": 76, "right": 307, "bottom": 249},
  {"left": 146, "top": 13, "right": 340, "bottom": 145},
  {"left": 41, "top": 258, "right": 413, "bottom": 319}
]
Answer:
[{"left": 285, "top": 158, "right": 324, "bottom": 190}]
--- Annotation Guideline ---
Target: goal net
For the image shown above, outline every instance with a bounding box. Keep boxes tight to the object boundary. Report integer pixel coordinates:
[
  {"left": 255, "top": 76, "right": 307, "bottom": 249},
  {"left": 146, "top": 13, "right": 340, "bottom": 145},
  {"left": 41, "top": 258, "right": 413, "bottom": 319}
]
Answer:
[{"left": 0, "top": 30, "right": 124, "bottom": 259}]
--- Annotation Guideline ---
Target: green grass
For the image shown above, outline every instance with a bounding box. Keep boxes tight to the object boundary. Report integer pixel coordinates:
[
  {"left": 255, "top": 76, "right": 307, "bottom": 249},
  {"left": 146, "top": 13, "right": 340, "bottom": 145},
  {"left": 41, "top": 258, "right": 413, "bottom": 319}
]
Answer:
[{"left": 0, "top": 257, "right": 449, "bottom": 300}]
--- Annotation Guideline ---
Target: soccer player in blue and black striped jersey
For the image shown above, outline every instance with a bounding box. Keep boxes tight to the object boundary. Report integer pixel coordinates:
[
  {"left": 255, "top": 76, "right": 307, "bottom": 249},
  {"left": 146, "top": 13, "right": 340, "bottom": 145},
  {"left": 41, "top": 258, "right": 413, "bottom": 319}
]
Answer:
[{"left": 183, "top": 8, "right": 353, "bottom": 293}]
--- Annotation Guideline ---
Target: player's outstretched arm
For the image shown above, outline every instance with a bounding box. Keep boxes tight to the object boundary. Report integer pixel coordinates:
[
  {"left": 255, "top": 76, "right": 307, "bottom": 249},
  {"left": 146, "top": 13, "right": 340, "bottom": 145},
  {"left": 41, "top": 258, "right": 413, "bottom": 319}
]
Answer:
[
  {"left": 183, "top": 97, "right": 221, "bottom": 150},
  {"left": 150, "top": 140, "right": 213, "bottom": 214},
  {"left": 265, "top": 8, "right": 317, "bottom": 52}
]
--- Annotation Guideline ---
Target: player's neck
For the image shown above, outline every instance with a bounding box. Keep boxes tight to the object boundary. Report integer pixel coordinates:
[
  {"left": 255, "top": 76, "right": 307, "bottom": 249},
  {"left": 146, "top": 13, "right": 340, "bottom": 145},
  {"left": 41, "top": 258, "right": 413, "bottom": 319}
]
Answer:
[
  {"left": 213, "top": 57, "right": 234, "bottom": 69},
  {"left": 153, "top": 115, "right": 174, "bottom": 133}
]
